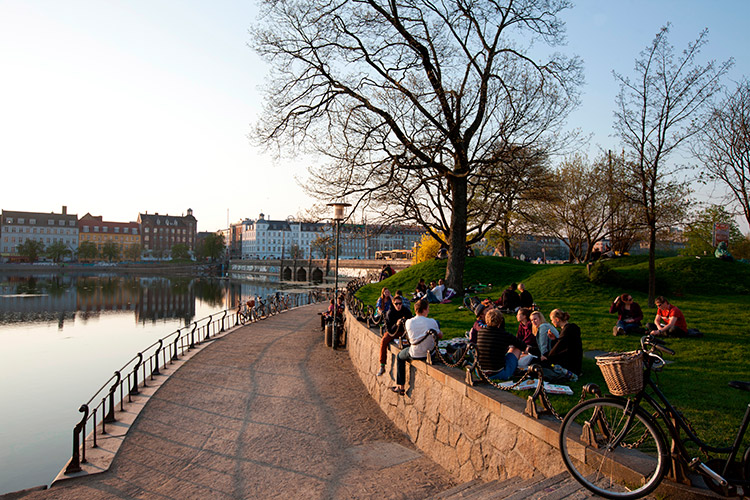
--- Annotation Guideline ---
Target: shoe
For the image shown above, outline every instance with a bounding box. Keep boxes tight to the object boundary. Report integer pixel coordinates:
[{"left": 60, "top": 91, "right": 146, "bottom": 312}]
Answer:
[
  {"left": 376, "top": 365, "right": 385, "bottom": 377},
  {"left": 390, "top": 386, "right": 405, "bottom": 395},
  {"left": 618, "top": 327, "right": 626, "bottom": 336},
  {"left": 613, "top": 326, "right": 619, "bottom": 336}
]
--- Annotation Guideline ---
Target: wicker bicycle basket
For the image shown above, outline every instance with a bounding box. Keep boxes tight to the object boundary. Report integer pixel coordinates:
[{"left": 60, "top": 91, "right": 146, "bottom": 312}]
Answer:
[{"left": 595, "top": 350, "right": 644, "bottom": 396}]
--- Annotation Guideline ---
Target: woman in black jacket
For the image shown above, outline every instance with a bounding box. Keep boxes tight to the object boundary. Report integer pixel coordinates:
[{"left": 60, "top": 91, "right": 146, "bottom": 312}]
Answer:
[{"left": 542, "top": 309, "right": 583, "bottom": 376}]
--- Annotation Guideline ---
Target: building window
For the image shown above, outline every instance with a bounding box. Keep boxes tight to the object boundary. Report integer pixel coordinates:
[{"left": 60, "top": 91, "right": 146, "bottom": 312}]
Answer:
[
  {"left": 94, "top": 226, "right": 99, "bottom": 232},
  {"left": 30, "top": 219, "right": 36, "bottom": 225},
  {"left": 49, "top": 220, "right": 54, "bottom": 225},
  {"left": 5, "top": 218, "right": 12, "bottom": 223}
]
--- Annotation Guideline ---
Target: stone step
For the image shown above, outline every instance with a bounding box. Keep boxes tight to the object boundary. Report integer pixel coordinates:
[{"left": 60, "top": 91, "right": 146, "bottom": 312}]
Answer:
[{"left": 434, "top": 472, "right": 662, "bottom": 500}]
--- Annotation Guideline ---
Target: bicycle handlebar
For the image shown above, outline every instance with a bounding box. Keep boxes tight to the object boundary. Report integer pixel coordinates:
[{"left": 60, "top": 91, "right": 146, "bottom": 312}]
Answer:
[{"left": 641, "top": 335, "right": 676, "bottom": 356}]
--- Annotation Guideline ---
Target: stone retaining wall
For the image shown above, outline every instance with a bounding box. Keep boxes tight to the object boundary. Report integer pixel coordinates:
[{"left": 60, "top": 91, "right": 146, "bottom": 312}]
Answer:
[{"left": 345, "top": 309, "right": 567, "bottom": 483}]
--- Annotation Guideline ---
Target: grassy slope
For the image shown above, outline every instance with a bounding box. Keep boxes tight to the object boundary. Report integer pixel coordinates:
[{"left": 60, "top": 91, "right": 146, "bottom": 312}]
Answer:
[{"left": 356, "top": 256, "right": 750, "bottom": 446}]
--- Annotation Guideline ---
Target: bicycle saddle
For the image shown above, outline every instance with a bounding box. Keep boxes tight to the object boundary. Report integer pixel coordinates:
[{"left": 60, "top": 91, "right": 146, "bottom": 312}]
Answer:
[{"left": 728, "top": 380, "right": 750, "bottom": 391}]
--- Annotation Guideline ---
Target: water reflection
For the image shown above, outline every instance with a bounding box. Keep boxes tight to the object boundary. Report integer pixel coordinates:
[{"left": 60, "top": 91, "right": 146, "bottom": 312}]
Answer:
[{"left": 0, "top": 272, "right": 320, "bottom": 495}]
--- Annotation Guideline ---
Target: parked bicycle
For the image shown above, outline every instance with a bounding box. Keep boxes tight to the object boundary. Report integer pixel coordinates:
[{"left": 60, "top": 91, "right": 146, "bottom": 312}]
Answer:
[{"left": 559, "top": 335, "right": 750, "bottom": 499}]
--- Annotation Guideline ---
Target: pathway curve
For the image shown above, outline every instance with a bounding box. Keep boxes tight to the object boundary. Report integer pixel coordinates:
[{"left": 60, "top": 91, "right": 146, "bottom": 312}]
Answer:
[{"left": 20, "top": 306, "right": 455, "bottom": 499}]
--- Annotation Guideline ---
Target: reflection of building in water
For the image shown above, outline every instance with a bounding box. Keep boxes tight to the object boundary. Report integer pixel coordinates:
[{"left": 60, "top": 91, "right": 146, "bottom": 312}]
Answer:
[
  {"left": 76, "top": 277, "right": 140, "bottom": 313},
  {"left": 136, "top": 278, "right": 196, "bottom": 324},
  {"left": 0, "top": 275, "right": 78, "bottom": 327}
]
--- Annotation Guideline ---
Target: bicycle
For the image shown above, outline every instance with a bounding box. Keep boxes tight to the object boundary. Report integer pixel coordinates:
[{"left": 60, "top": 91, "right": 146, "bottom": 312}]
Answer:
[{"left": 558, "top": 335, "right": 750, "bottom": 499}]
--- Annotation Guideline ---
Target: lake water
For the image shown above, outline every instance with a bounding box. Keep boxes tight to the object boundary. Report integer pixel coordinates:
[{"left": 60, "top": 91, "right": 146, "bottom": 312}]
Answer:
[{"left": 0, "top": 271, "right": 318, "bottom": 494}]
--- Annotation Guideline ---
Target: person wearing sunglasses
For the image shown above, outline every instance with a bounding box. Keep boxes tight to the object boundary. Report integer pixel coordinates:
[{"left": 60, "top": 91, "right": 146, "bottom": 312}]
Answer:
[
  {"left": 609, "top": 293, "right": 643, "bottom": 336},
  {"left": 376, "top": 296, "right": 412, "bottom": 377}
]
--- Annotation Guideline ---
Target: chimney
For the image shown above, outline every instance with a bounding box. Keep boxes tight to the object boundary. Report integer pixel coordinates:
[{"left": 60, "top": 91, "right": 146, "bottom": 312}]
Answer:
[{"left": 62, "top": 206, "right": 67, "bottom": 215}]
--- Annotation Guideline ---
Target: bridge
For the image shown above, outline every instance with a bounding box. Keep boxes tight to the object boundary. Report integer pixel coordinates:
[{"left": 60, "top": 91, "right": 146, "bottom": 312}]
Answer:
[{"left": 228, "top": 258, "right": 411, "bottom": 283}]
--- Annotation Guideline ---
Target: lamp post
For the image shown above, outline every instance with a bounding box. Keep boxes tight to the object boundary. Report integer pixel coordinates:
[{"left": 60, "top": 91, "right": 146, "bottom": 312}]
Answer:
[{"left": 327, "top": 202, "right": 350, "bottom": 350}]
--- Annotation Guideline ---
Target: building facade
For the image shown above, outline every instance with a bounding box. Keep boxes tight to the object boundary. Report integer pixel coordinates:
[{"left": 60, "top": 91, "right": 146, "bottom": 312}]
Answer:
[
  {"left": 239, "top": 213, "right": 424, "bottom": 260},
  {"left": 78, "top": 213, "right": 141, "bottom": 261},
  {"left": 0, "top": 206, "right": 78, "bottom": 262},
  {"left": 137, "top": 209, "right": 197, "bottom": 258}
]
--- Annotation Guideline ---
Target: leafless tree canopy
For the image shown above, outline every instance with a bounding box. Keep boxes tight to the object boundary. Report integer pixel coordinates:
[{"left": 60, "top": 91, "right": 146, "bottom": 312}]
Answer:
[
  {"left": 253, "top": 0, "right": 582, "bottom": 289},
  {"left": 694, "top": 79, "right": 750, "bottom": 229},
  {"left": 612, "top": 24, "right": 731, "bottom": 304}
]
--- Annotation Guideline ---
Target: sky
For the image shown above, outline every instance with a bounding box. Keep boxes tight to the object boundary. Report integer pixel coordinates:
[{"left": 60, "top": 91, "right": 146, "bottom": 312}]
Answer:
[{"left": 1, "top": 0, "right": 749, "bottom": 232}]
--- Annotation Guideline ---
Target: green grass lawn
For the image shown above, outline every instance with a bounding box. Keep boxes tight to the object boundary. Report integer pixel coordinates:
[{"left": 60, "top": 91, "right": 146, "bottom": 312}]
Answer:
[{"left": 356, "top": 255, "right": 750, "bottom": 449}]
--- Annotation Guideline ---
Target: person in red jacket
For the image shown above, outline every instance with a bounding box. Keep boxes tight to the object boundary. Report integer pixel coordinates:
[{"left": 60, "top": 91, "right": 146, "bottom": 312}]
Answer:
[{"left": 648, "top": 296, "right": 688, "bottom": 337}]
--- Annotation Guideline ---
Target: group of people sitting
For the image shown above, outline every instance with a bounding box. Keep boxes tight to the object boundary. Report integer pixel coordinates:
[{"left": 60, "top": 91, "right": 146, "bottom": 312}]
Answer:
[
  {"left": 413, "top": 278, "right": 456, "bottom": 303},
  {"left": 609, "top": 293, "right": 689, "bottom": 338},
  {"left": 493, "top": 282, "right": 535, "bottom": 312},
  {"left": 370, "top": 278, "right": 693, "bottom": 395},
  {"left": 467, "top": 299, "right": 582, "bottom": 383}
]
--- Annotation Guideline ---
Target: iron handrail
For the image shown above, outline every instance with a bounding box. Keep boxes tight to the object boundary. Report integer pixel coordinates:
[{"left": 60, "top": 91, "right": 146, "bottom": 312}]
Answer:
[{"left": 64, "top": 288, "right": 327, "bottom": 475}]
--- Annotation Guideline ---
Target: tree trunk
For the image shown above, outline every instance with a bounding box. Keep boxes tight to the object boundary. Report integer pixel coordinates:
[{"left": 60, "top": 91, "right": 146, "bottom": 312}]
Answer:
[
  {"left": 445, "top": 175, "right": 467, "bottom": 293},
  {"left": 648, "top": 223, "right": 657, "bottom": 307}
]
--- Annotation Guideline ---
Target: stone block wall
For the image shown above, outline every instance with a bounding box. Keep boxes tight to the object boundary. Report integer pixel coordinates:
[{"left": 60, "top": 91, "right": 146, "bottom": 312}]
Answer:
[{"left": 345, "top": 310, "right": 567, "bottom": 482}]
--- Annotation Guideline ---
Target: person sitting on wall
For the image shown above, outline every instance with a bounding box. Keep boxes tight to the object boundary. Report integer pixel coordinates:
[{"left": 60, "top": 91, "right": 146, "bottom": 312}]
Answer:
[
  {"left": 646, "top": 296, "right": 688, "bottom": 338},
  {"left": 475, "top": 308, "right": 528, "bottom": 381},
  {"left": 379, "top": 264, "right": 391, "bottom": 281},
  {"left": 375, "top": 287, "right": 393, "bottom": 318},
  {"left": 609, "top": 293, "right": 644, "bottom": 336},
  {"left": 376, "top": 295, "right": 413, "bottom": 377},
  {"left": 393, "top": 290, "right": 411, "bottom": 312},
  {"left": 391, "top": 299, "right": 442, "bottom": 395}
]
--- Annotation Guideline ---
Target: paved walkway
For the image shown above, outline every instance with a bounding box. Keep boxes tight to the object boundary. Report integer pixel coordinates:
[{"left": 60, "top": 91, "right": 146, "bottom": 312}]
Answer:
[{"left": 21, "top": 306, "right": 455, "bottom": 499}]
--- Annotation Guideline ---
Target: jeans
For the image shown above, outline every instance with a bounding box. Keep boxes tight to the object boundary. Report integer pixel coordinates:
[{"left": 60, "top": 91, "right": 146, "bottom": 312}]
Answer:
[
  {"left": 396, "top": 348, "right": 427, "bottom": 386},
  {"left": 617, "top": 320, "right": 641, "bottom": 335},
  {"left": 488, "top": 353, "right": 518, "bottom": 381}
]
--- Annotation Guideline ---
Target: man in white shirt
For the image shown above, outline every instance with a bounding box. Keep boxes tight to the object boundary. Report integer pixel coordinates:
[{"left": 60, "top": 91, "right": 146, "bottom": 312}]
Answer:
[
  {"left": 391, "top": 298, "right": 443, "bottom": 395},
  {"left": 431, "top": 278, "right": 446, "bottom": 302}
]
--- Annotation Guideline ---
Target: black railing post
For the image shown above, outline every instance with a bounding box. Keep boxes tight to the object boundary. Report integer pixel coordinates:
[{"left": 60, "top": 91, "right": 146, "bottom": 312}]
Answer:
[
  {"left": 129, "top": 353, "right": 143, "bottom": 396},
  {"left": 104, "top": 371, "right": 120, "bottom": 424},
  {"left": 172, "top": 329, "right": 181, "bottom": 361},
  {"left": 65, "top": 404, "right": 89, "bottom": 474},
  {"left": 189, "top": 323, "right": 197, "bottom": 348},
  {"left": 220, "top": 310, "right": 227, "bottom": 332},
  {"left": 204, "top": 315, "right": 212, "bottom": 341},
  {"left": 152, "top": 339, "right": 163, "bottom": 376}
]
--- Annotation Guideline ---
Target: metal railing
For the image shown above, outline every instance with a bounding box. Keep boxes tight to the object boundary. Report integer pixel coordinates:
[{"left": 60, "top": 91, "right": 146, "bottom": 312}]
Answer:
[{"left": 64, "top": 289, "right": 327, "bottom": 475}]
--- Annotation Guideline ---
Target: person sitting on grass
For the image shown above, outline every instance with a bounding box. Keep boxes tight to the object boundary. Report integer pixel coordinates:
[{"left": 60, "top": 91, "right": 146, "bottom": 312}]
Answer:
[
  {"left": 475, "top": 309, "right": 528, "bottom": 381},
  {"left": 518, "top": 283, "right": 534, "bottom": 309},
  {"left": 495, "top": 282, "right": 520, "bottom": 312},
  {"left": 647, "top": 296, "right": 688, "bottom": 338},
  {"left": 542, "top": 309, "right": 583, "bottom": 377},
  {"left": 391, "top": 299, "right": 442, "bottom": 396},
  {"left": 414, "top": 278, "right": 427, "bottom": 300},
  {"left": 375, "top": 287, "right": 393, "bottom": 318},
  {"left": 376, "top": 295, "right": 413, "bottom": 377},
  {"left": 515, "top": 308, "right": 536, "bottom": 350},
  {"left": 609, "top": 293, "right": 643, "bottom": 336},
  {"left": 529, "top": 310, "right": 559, "bottom": 358}
]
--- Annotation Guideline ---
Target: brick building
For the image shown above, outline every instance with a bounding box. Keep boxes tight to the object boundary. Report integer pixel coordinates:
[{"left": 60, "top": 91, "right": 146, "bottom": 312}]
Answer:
[{"left": 137, "top": 209, "right": 197, "bottom": 258}]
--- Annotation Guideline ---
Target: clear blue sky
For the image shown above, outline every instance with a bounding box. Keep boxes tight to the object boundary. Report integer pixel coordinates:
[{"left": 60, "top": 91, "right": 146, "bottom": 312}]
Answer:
[{"left": 1, "top": 1, "right": 748, "bottom": 232}]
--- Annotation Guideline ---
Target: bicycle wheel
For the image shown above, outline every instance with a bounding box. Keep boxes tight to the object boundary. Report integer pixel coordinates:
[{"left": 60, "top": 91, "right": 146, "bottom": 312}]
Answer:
[{"left": 559, "top": 397, "right": 668, "bottom": 499}]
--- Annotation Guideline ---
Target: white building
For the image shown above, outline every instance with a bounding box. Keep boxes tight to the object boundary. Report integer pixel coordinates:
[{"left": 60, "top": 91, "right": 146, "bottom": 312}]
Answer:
[
  {"left": 1, "top": 206, "right": 78, "bottom": 261},
  {"left": 239, "top": 213, "right": 424, "bottom": 260}
]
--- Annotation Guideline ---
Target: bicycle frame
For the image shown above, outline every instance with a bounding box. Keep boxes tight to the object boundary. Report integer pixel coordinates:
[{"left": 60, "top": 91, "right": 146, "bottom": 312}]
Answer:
[{"left": 614, "top": 347, "right": 750, "bottom": 495}]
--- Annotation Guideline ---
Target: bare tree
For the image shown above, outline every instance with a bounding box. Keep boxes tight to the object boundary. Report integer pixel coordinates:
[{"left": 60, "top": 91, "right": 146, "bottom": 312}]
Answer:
[
  {"left": 694, "top": 79, "right": 750, "bottom": 229},
  {"left": 527, "top": 154, "right": 613, "bottom": 262},
  {"left": 613, "top": 25, "right": 731, "bottom": 305},
  {"left": 603, "top": 150, "right": 644, "bottom": 255},
  {"left": 253, "top": 0, "right": 582, "bottom": 291}
]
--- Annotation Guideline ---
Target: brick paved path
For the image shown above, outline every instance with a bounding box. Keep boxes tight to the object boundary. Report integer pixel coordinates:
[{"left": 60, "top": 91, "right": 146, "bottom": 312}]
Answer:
[{"left": 18, "top": 306, "right": 454, "bottom": 499}]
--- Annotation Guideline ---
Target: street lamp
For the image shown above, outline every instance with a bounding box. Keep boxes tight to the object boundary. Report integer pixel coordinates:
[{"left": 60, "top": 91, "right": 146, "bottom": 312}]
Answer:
[{"left": 327, "top": 201, "right": 351, "bottom": 350}]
